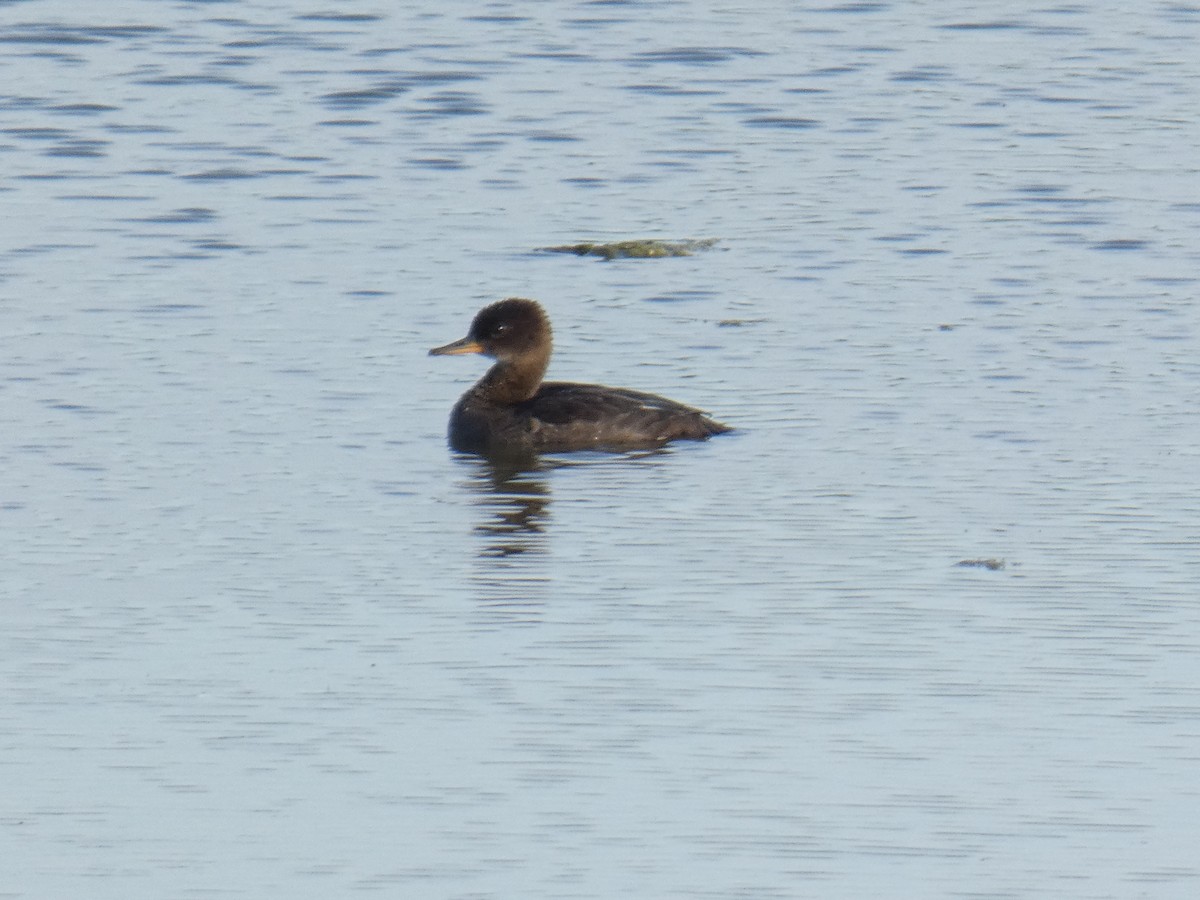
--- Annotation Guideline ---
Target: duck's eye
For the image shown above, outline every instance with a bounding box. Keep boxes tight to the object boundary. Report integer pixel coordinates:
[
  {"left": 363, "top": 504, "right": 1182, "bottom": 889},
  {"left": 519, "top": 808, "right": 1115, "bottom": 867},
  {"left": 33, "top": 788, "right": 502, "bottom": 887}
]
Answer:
[{"left": 493, "top": 323, "right": 510, "bottom": 336}]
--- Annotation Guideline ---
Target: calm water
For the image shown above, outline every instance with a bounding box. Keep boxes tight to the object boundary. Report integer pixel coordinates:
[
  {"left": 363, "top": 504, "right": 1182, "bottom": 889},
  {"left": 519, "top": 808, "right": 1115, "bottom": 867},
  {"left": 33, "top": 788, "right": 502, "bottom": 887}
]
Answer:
[{"left": 3, "top": 2, "right": 1199, "bottom": 898}]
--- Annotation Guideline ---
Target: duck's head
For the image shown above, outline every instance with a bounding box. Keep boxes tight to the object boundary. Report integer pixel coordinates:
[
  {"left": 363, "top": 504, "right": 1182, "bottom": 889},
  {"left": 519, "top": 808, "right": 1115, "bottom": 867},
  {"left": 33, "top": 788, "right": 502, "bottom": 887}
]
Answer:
[{"left": 430, "top": 297, "right": 552, "bottom": 363}]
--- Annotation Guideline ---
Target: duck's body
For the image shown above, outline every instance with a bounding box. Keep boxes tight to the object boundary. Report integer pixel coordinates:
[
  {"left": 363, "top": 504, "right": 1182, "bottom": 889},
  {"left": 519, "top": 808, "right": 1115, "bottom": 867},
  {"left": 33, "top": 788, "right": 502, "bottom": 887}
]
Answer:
[
  {"left": 447, "top": 379, "right": 728, "bottom": 455},
  {"left": 430, "top": 298, "right": 729, "bottom": 456}
]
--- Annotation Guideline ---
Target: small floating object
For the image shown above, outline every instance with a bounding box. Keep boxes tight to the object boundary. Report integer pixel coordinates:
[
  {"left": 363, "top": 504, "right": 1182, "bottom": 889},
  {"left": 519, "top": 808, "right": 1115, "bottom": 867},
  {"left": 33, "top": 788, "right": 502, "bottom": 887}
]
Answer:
[
  {"left": 955, "top": 558, "right": 1006, "bottom": 570},
  {"left": 540, "top": 238, "right": 719, "bottom": 260}
]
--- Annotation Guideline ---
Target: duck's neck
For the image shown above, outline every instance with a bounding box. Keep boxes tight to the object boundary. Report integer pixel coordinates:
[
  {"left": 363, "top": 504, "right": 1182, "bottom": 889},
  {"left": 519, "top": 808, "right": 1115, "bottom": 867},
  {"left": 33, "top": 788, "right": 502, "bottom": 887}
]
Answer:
[{"left": 475, "top": 348, "right": 550, "bottom": 404}]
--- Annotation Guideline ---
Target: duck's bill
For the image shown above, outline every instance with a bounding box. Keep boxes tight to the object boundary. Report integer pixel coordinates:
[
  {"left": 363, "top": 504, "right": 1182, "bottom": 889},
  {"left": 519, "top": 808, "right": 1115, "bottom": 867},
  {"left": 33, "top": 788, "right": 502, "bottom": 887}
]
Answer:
[{"left": 429, "top": 336, "right": 484, "bottom": 356}]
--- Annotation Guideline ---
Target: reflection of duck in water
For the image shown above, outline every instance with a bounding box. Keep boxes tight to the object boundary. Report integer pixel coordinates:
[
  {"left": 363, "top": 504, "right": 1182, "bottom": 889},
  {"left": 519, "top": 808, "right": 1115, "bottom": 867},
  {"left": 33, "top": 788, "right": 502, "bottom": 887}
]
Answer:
[
  {"left": 472, "top": 458, "right": 550, "bottom": 544},
  {"left": 430, "top": 298, "right": 730, "bottom": 456}
]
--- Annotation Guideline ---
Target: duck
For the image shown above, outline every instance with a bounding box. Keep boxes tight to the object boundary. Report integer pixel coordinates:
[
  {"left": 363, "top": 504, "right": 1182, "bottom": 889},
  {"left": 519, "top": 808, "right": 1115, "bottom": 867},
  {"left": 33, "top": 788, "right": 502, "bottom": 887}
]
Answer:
[{"left": 430, "top": 298, "right": 729, "bottom": 455}]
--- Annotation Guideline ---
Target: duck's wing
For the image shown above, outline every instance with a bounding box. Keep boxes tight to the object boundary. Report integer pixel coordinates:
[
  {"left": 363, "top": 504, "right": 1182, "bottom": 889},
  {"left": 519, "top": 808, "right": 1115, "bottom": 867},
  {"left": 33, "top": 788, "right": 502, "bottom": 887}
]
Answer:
[{"left": 521, "top": 381, "right": 728, "bottom": 447}]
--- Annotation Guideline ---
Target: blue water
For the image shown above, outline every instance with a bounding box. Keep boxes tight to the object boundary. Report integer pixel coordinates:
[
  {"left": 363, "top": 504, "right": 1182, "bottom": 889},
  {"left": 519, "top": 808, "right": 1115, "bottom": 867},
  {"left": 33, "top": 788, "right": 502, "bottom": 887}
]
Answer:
[{"left": 3, "top": 2, "right": 1199, "bottom": 898}]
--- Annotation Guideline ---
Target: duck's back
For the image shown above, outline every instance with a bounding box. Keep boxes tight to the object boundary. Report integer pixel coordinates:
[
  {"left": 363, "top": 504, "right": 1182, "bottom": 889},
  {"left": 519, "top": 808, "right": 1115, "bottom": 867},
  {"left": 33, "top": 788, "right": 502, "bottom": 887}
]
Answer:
[{"left": 449, "top": 380, "right": 728, "bottom": 454}]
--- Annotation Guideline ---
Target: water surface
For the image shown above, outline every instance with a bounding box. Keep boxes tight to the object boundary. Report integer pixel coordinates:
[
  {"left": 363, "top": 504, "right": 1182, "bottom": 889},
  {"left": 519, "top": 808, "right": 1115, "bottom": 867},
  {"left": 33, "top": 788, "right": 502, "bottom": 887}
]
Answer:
[{"left": 3, "top": 2, "right": 1199, "bottom": 898}]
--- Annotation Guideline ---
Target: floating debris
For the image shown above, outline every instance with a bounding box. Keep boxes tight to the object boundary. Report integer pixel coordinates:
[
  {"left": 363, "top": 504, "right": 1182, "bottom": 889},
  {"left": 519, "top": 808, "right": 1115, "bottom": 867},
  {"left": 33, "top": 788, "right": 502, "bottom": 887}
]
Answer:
[
  {"left": 955, "top": 558, "right": 1006, "bottom": 570},
  {"left": 540, "top": 238, "right": 719, "bottom": 260}
]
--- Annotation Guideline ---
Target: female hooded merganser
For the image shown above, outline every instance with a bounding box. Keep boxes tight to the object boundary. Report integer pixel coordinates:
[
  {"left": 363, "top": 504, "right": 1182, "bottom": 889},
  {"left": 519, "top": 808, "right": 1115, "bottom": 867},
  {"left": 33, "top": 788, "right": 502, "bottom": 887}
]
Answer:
[{"left": 430, "top": 298, "right": 729, "bottom": 455}]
